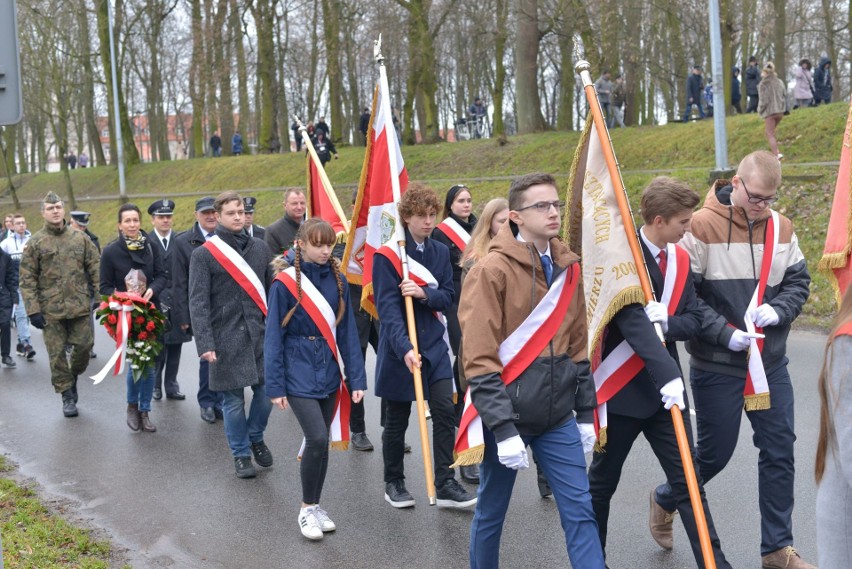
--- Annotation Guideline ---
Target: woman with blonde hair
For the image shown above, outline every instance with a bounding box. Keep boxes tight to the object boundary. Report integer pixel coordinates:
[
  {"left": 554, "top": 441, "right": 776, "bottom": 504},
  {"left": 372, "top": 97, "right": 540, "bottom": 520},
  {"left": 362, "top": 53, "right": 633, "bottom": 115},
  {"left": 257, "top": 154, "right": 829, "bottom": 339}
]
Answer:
[
  {"left": 461, "top": 198, "right": 509, "bottom": 268},
  {"left": 757, "top": 61, "right": 787, "bottom": 160},
  {"left": 815, "top": 285, "right": 852, "bottom": 566}
]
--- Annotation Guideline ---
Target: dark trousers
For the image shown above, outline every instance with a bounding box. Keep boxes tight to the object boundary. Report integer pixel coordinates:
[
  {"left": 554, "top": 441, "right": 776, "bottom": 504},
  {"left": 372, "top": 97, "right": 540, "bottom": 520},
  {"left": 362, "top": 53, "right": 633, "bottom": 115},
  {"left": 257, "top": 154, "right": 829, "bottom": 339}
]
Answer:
[
  {"left": 289, "top": 395, "right": 338, "bottom": 504},
  {"left": 656, "top": 365, "right": 796, "bottom": 555},
  {"left": 197, "top": 358, "right": 224, "bottom": 410},
  {"left": 747, "top": 94, "right": 760, "bottom": 113},
  {"left": 444, "top": 299, "right": 464, "bottom": 419},
  {"left": 0, "top": 320, "right": 10, "bottom": 357},
  {"left": 154, "top": 343, "right": 182, "bottom": 395},
  {"left": 382, "top": 378, "right": 455, "bottom": 487},
  {"left": 350, "top": 285, "right": 379, "bottom": 433},
  {"left": 589, "top": 408, "right": 730, "bottom": 568}
]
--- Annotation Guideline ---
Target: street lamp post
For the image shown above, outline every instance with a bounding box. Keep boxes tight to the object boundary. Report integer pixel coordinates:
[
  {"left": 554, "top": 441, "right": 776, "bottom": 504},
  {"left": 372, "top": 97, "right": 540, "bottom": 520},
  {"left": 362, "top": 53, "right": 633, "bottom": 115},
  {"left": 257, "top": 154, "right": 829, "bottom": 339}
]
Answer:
[{"left": 106, "top": 0, "right": 126, "bottom": 199}]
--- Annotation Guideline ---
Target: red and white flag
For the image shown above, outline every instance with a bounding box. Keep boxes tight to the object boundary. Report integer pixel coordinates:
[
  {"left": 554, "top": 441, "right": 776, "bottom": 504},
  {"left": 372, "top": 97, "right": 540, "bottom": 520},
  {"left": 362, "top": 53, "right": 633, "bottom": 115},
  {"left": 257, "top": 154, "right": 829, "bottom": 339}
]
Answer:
[
  {"left": 306, "top": 154, "right": 347, "bottom": 237},
  {"left": 819, "top": 96, "right": 852, "bottom": 304},
  {"left": 341, "top": 82, "right": 409, "bottom": 317}
]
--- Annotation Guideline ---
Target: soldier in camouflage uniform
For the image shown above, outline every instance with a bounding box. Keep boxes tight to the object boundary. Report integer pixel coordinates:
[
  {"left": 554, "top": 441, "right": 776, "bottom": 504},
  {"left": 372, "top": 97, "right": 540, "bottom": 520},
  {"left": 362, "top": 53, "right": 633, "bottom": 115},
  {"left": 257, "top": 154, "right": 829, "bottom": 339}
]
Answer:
[{"left": 20, "top": 192, "right": 100, "bottom": 417}]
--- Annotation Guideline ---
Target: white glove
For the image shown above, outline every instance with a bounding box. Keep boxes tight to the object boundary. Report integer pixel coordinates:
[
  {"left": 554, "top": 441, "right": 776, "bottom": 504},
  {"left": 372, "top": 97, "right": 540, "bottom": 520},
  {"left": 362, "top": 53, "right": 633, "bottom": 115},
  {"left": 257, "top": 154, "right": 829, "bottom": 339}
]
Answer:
[
  {"left": 659, "top": 378, "right": 686, "bottom": 410},
  {"left": 644, "top": 301, "right": 669, "bottom": 334},
  {"left": 496, "top": 435, "right": 529, "bottom": 470},
  {"left": 577, "top": 422, "right": 597, "bottom": 454},
  {"left": 752, "top": 304, "right": 780, "bottom": 328},
  {"left": 727, "top": 329, "right": 765, "bottom": 352}
]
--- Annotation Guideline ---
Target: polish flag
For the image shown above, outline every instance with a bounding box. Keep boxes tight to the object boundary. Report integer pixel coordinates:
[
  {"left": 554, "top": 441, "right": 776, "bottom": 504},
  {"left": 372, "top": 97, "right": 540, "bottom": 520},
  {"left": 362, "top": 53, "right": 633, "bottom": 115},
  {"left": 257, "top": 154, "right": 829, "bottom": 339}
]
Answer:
[{"left": 307, "top": 158, "right": 347, "bottom": 237}]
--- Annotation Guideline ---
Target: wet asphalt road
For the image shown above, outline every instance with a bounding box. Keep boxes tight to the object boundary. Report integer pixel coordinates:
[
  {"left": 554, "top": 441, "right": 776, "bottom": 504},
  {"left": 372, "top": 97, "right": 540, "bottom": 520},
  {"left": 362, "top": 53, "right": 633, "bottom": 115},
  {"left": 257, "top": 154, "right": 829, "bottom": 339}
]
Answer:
[{"left": 0, "top": 326, "right": 824, "bottom": 568}]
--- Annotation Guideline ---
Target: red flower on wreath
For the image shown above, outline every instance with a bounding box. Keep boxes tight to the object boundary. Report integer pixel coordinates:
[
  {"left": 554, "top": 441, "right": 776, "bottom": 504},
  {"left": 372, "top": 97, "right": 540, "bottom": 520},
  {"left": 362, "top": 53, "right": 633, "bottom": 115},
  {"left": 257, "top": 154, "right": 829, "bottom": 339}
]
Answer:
[
  {"left": 138, "top": 331, "right": 149, "bottom": 341},
  {"left": 135, "top": 316, "right": 145, "bottom": 326},
  {"left": 107, "top": 314, "right": 118, "bottom": 325},
  {"left": 146, "top": 321, "right": 156, "bottom": 332}
]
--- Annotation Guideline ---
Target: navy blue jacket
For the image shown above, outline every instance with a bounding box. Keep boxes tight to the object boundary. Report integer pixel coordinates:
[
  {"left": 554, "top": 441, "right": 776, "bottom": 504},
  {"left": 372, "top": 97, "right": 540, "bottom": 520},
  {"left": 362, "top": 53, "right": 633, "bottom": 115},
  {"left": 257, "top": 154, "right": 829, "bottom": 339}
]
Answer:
[
  {"left": 374, "top": 231, "right": 454, "bottom": 401},
  {"left": 605, "top": 237, "right": 702, "bottom": 419},
  {"left": 264, "top": 260, "right": 366, "bottom": 399}
]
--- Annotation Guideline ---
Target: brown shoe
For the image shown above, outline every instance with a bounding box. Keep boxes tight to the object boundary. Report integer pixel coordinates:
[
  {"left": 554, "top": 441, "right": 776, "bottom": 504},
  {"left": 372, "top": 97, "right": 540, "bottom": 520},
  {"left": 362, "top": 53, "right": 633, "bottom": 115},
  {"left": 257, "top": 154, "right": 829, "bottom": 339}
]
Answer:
[
  {"left": 649, "top": 489, "right": 676, "bottom": 550},
  {"left": 761, "top": 546, "right": 816, "bottom": 569},
  {"left": 126, "top": 404, "right": 141, "bottom": 431},
  {"left": 139, "top": 412, "right": 157, "bottom": 433}
]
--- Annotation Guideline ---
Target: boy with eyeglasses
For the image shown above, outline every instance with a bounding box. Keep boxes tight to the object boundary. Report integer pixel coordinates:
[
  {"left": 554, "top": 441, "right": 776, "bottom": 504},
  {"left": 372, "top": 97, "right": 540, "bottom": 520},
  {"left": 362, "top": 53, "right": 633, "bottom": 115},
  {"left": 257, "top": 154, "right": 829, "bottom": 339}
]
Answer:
[
  {"left": 459, "top": 172, "right": 604, "bottom": 568},
  {"left": 650, "top": 151, "right": 814, "bottom": 569}
]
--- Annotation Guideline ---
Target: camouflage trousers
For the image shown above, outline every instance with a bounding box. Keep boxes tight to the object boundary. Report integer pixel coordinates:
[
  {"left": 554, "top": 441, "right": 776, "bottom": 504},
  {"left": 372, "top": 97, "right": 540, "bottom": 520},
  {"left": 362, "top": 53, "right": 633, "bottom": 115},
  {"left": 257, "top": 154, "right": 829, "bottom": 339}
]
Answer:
[{"left": 44, "top": 316, "right": 93, "bottom": 393}]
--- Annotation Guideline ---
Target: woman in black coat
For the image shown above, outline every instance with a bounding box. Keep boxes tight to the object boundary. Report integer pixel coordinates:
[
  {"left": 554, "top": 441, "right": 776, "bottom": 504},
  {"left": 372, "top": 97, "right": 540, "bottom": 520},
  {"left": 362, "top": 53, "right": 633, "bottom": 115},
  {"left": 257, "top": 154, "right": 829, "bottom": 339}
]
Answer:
[
  {"left": 100, "top": 203, "right": 166, "bottom": 433},
  {"left": 0, "top": 250, "right": 17, "bottom": 367}
]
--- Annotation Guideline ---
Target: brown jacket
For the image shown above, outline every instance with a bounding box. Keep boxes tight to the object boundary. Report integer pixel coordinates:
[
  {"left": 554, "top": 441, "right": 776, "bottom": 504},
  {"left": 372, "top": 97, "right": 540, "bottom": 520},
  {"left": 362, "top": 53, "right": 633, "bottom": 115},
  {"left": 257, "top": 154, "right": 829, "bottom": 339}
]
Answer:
[{"left": 459, "top": 221, "right": 596, "bottom": 441}]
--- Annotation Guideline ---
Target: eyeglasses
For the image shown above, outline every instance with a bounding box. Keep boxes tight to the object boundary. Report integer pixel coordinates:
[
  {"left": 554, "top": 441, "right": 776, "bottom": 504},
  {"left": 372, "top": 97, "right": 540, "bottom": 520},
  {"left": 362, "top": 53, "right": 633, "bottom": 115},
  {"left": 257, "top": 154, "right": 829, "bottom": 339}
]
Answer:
[
  {"left": 516, "top": 200, "right": 565, "bottom": 213},
  {"left": 740, "top": 178, "right": 778, "bottom": 205}
]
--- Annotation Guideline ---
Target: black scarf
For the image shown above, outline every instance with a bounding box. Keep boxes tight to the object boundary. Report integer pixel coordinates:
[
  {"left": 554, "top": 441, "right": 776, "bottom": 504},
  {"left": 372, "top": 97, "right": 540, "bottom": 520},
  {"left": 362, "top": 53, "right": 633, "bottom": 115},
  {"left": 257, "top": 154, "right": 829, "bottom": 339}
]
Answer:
[{"left": 216, "top": 225, "right": 250, "bottom": 252}]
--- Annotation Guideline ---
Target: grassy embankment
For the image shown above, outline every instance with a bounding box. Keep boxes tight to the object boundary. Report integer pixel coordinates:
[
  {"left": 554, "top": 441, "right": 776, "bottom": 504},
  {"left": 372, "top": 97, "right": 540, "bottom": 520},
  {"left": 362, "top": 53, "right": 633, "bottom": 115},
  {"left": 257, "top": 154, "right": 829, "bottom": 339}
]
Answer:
[{"left": 4, "top": 102, "right": 847, "bottom": 328}]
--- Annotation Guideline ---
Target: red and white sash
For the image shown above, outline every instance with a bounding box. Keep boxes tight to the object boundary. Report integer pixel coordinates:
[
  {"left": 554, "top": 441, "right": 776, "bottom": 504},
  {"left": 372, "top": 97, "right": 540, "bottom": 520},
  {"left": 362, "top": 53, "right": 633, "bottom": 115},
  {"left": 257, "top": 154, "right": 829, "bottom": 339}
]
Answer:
[
  {"left": 375, "top": 244, "right": 455, "bottom": 392},
  {"left": 741, "top": 210, "right": 780, "bottom": 411},
  {"left": 276, "top": 267, "right": 351, "bottom": 449},
  {"left": 436, "top": 218, "right": 471, "bottom": 252},
  {"left": 592, "top": 244, "right": 690, "bottom": 446},
  {"left": 203, "top": 236, "right": 268, "bottom": 316},
  {"left": 452, "top": 264, "right": 581, "bottom": 465}
]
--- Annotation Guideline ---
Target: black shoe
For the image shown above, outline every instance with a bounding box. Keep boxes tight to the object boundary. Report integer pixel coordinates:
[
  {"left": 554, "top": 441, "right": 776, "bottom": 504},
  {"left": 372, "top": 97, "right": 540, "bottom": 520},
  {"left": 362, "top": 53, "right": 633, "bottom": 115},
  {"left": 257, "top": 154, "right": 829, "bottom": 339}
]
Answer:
[
  {"left": 90, "top": 351, "right": 97, "bottom": 359},
  {"left": 460, "top": 464, "right": 480, "bottom": 484},
  {"left": 214, "top": 408, "right": 224, "bottom": 420},
  {"left": 166, "top": 391, "right": 186, "bottom": 400},
  {"left": 200, "top": 407, "right": 216, "bottom": 424},
  {"left": 152, "top": 388, "right": 163, "bottom": 401},
  {"left": 234, "top": 457, "right": 256, "bottom": 478},
  {"left": 62, "top": 390, "right": 78, "bottom": 417},
  {"left": 250, "top": 441, "right": 274, "bottom": 467},
  {"left": 350, "top": 432, "right": 374, "bottom": 451},
  {"left": 436, "top": 478, "right": 477, "bottom": 509},
  {"left": 25, "top": 344, "right": 35, "bottom": 360},
  {"left": 15, "top": 343, "right": 24, "bottom": 357},
  {"left": 404, "top": 441, "right": 412, "bottom": 454},
  {"left": 384, "top": 479, "right": 415, "bottom": 508},
  {"left": 2, "top": 355, "right": 16, "bottom": 368}
]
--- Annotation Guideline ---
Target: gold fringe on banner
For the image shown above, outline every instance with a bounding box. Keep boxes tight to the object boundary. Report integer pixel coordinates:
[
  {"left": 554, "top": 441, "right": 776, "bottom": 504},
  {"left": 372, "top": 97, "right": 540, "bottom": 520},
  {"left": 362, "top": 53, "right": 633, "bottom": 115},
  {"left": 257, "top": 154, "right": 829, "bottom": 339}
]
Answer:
[
  {"left": 330, "top": 440, "right": 350, "bottom": 451},
  {"left": 744, "top": 393, "right": 771, "bottom": 411},
  {"left": 594, "top": 427, "right": 608, "bottom": 453},
  {"left": 450, "top": 444, "right": 485, "bottom": 468}
]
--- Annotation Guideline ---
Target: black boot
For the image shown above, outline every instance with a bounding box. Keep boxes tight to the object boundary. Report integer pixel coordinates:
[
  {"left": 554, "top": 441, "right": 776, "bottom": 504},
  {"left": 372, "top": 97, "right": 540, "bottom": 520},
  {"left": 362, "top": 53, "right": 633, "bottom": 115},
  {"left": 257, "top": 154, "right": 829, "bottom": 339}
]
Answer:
[{"left": 61, "top": 389, "right": 78, "bottom": 417}]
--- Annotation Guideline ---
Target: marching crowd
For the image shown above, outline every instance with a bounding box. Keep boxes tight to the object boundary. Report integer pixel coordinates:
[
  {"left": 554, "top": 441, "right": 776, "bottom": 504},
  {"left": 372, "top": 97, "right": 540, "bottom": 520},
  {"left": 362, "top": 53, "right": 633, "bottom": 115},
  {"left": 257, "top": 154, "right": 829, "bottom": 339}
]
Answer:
[{"left": 7, "top": 148, "right": 850, "bottom": 568}]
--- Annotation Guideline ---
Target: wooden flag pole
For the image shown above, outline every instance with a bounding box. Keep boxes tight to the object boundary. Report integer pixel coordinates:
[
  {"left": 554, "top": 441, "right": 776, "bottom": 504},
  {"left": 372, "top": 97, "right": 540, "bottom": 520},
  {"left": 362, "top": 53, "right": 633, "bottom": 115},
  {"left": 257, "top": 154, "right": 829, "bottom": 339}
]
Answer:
[
  {"left": 296, "top": 118, "right": 351, "bottom": 234},
  {"left": 575, "top": 59, "right": 717, "bottom": 569},
  {"left": 376, "top": 36, "right": 436, "bottom": 505}
]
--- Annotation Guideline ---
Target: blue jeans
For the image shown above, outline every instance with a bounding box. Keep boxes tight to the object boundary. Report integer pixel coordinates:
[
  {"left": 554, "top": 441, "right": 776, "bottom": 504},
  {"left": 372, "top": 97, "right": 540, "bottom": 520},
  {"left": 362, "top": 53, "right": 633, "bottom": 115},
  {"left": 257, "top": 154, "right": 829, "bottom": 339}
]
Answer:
[
  {"left": 656, "top": 364, "right": 796, "bottom": 555},
  {"left": 197, "top": 359, "right": 223, "bottom": 410},
  {"left": 470, "top": 418, "right": 605, "bottom": 569},
  {"left": 126, "top": 366, "right": 155, "bottom": 412},
  {"left": 222, "top": 384, "right": 273, "bottom": 458},
  {"left": 683, "top": 101, "right": 706, "bottom": 121},
  {"left": 14, "top": 290, "right": 30, "bottom": 344}
]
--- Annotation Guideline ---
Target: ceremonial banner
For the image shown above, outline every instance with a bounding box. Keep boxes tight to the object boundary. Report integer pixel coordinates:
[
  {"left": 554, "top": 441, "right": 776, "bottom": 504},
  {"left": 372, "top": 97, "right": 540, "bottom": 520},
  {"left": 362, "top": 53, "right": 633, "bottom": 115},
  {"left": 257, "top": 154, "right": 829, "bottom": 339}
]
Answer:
[
  {"left": 306, "top": 155, "right": 347, "bottom": 237},
  {"left": 341, "top": 82, "right": 409, "bottom": 317},
  {"left": 565, "top": 118, "right": 646, "bottom": 367},
  {"left": 819, "top": 96, "right": 852, "bottom": 304}
]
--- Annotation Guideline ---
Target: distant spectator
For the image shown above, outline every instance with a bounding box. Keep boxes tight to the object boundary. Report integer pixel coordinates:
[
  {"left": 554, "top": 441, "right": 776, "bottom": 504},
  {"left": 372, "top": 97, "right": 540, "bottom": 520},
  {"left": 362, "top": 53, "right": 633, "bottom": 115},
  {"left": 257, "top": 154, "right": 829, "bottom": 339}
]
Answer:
[
  {"left": 704, "top": 78, "right": 714, "bottom": 117},
  {"left": 359, "top": 107, "right": 371, "bottom": 146},
  {"left": 315, "top": 117, "right": 330, "bottom": 138},
  {"left": 757, "top": 62, "right": 787, "bottom": 160},
  {"left": 232, "top": 132, "right": 243, "bottom": 156},
  {"left": 594, "top": 71, "right": 613, "bottom": 127},
  {"left": 682, "top": 66, "right": 705, "bottom": 122},
  {"left": 391, "top": 108, "right": 402, "bottom": 144},
  {"left": 66, "top": 152, "right": 77, "bottom": 170},
  {"left": 312, "top": 131, "right": 338, "bottom": 167},
  {"left": 731, "top": 67, "right": 743, "bottom": 114},
  {"left": 813, "top": 57, "right": 832, "bottom": 106},
  {"left": 79, "top": 152, "right": 89, "bottom": 168},
  {"left": 611, "top": 74, "right": 626, "bottom": 128},
  {"left": 209, "top": 132, "right": 222, "bottom": 157},
  {"left": 745, "top": 56, "right": 760, "bottom": 113},
  {"left": 292, "top": 120, "right": 302, "bottom": 151},
  {"left": 793, "top": 59, "right": 815, "bottom": 109}
]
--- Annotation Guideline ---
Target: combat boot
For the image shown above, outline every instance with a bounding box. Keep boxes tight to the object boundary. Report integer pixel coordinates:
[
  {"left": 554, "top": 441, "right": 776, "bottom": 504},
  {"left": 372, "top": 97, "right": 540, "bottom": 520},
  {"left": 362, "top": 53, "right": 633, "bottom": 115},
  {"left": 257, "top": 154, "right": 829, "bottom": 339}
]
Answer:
[{"left": 61, "top": 389, "right": 78, "bottom": 417}]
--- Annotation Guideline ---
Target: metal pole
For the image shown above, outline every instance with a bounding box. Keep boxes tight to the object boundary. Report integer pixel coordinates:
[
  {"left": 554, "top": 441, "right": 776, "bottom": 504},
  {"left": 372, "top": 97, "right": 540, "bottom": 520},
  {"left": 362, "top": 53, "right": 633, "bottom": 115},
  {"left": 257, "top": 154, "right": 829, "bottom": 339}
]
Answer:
[
  {"left": 106, "top": 0, "right": 126, "bottom": 199},
  {"left": 708, "top": 0, "right": 729, "bottom": 174}
]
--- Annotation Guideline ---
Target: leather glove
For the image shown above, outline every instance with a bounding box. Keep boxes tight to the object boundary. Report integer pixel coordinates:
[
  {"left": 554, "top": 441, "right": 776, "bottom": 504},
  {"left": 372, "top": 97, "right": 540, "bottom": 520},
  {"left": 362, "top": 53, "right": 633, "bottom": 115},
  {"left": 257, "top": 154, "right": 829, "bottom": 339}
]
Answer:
[
  {"left": 577, "top": 422, "right": 597, "bottom": 454},
  {"left": 496, "top": 435, "right": 529, "bottom": 470},
  {"left": 643, "top": 301, "right": 669, "bottom": 334},
  {"left": 727, "top": 329, "right": 764, "bottom": 352},
  {"left": 752, "top": 304, "right": 780, "bottom": 328},
  {"left": 660, "top": 378, "right": 686, "bottom": 410},
  {"left": 29, "top": 313, "right": 45, "bottom": 330}
]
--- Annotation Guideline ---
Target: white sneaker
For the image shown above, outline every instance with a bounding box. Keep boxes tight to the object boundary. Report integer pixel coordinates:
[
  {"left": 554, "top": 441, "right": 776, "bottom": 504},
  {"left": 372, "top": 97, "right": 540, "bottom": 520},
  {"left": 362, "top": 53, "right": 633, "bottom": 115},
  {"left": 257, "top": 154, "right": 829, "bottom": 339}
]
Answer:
[
  {"left": 314, "top": 506, "right": 336, "bottom": 532},
  {"left": 298, "top": 507, "right": 324, "bottom": 540}
]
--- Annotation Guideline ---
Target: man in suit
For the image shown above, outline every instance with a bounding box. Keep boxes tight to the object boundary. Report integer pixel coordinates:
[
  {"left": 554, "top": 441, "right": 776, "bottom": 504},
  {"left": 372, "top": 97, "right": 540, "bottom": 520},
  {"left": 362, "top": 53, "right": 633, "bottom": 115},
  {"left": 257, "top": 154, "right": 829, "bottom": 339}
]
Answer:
[
  {"left": 587, "top": 178, "right": 730, "bottom": 567},
  {"left": 243, "top": 197, "right": 265, "bottom": 240},
  {"left": 264, "top": 189, "right": 305, "bottom": 255},
  {"left": 148, "top": 199, "right": 185, "bottom": 401},
  {"left": 172, "top": 197, "right": 224, "bottom": 423}
]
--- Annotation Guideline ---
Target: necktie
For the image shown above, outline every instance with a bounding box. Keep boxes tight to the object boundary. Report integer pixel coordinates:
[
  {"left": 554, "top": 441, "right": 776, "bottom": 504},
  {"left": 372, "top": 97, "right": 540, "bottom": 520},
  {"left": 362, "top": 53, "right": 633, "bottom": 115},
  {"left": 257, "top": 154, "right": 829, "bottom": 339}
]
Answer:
[
  {"left": 541, "top": 254, "right": 553, "bottom": 286},
  {"left": 207, "top": 233, "right": 214, "bottom": 240},
  {"left": 657, "top": 250, "right": 667, "bottom": 276},
  {"left": 163, "top": 237, "right": 168, "bottom": 251}
]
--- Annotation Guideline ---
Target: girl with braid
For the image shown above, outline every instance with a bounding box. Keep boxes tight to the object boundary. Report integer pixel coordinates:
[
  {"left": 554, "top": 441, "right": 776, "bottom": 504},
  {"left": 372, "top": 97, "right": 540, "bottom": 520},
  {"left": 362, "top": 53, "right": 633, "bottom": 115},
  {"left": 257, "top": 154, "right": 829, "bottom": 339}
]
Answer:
[{"left": 264, "top": 218, "right": 367, "bottom": 540}]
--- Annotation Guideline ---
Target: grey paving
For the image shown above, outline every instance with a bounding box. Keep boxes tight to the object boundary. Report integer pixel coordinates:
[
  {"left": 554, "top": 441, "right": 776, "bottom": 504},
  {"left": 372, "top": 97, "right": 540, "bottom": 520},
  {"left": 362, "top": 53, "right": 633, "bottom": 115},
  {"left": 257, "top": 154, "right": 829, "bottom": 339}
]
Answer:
[{"left": 0, "top": 327, "right": 823, "bottom": 568}]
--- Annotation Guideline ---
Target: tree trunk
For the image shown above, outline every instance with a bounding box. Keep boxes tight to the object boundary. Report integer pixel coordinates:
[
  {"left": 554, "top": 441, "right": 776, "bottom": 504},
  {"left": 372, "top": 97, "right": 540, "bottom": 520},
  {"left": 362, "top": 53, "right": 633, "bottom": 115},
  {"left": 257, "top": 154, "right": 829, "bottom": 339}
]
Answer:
[
  {"left": 623, "top": 0, "right": 642, "bottom": 125},
  {"left": 78, "top": 0, "right": 107, "bottom": 166},
  {"left": 231, "top": 0, "right": 251, "bottom": 153},
  {"left": 251, "top": 0, "right": 280, "bottom": 153},
  {"left": 321, "top": 0, "right": 343, "bottom": 144},
  {"left": 189, "top": 0, "right": 206, "bottom": 157},
  {"left": 490, "top": 0, "right": 509, "bottom": 138},
  {"left": 772, "top": 0, "right": 785, "bottom": 83},
  {"left": 514, "top": 0, "right": 546, "bottom": 133}
]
